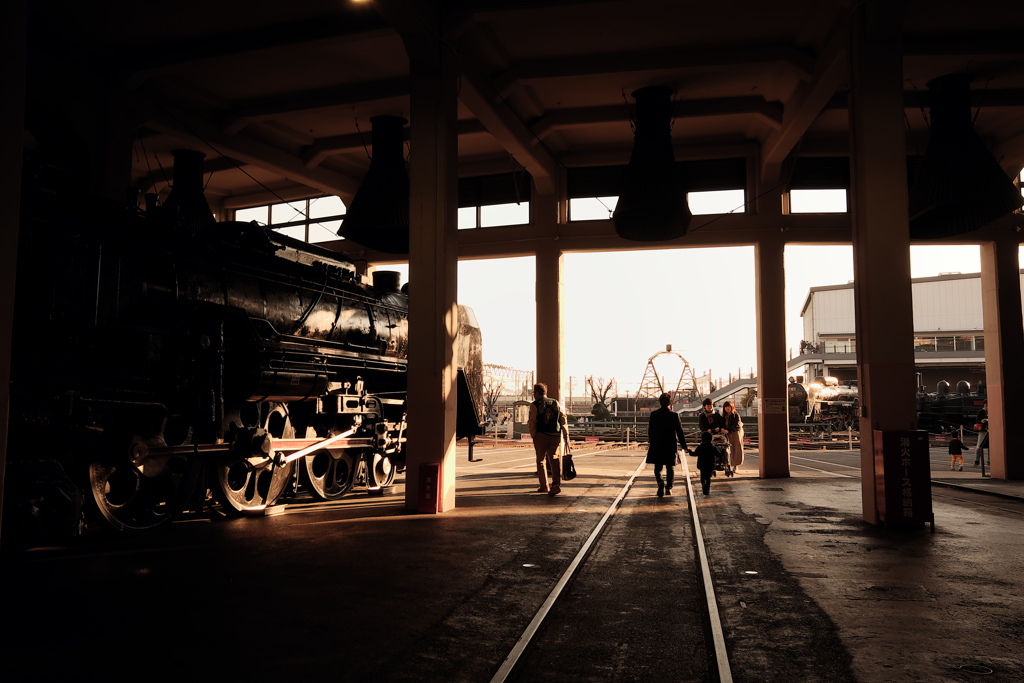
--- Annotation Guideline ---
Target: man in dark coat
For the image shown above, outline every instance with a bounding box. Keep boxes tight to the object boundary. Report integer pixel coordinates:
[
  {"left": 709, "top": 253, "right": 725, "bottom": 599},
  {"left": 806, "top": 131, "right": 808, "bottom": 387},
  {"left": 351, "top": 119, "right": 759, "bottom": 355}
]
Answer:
[{"left": 645, "top": 393, "right": 690, "bottom": 497}]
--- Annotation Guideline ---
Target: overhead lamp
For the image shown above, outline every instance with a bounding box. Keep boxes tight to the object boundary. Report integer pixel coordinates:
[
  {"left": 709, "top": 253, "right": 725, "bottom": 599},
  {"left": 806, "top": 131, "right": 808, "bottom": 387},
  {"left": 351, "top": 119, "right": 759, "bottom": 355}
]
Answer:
[
  {"left": 613, "top": 86, "right": 691, "bottom": 241},
  {"left": 161, "top": 149, "right": 216, "bottom": 236},
  {"left": 908, "top": 73, "right": 1023, "bottom": 239},
  {"left": 338, "top": 115, "right": 410, "bottom": 254}
]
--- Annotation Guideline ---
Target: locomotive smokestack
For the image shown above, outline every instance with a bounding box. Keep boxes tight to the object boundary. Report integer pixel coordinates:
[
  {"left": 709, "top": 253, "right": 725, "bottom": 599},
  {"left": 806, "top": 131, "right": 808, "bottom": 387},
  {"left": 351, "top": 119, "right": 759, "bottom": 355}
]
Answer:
[
  {"left": 908, "top": 73, "right": 1023, "bottom": 238},
  {"left": 161, "top": 149, "right": 216, "bottom": 236},
  {"left": 613, "top": 86, "right": 691, "bottom": 241},
  {"left": 339, "top": 116, "right": 410, "bottom": 254}
]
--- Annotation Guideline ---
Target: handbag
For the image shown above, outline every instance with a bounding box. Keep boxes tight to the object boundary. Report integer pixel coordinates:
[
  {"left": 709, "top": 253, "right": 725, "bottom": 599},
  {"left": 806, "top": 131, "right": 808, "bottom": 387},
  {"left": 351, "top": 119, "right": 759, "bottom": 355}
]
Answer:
[
  {"left": 973, "top": 423, "right": 984, "bottom": 431},
  {"left": 562, "top": 453, "right": 577, "bottom": 480}
]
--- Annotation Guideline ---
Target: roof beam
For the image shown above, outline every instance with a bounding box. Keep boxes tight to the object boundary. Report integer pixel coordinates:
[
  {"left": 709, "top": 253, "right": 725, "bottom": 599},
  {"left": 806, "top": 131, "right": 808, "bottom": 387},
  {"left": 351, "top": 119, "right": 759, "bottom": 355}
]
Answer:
[
  {"left": 140, "top": 98, "right": 362, "bottom": 201},
  {"left": 223, "top": 78, "right": 411, "bottom": 135},
  {"left": 531, "top": 96, "right": 783, "bottom": 140},
  {"left": 302, "top": 119, "right": 487, "bottom": 169},
  {"left": 761, "top": 18, "right": 851, "bottom": 180},
  {"left": 494, "top": 44, "right": 816, "bottom": 96}
]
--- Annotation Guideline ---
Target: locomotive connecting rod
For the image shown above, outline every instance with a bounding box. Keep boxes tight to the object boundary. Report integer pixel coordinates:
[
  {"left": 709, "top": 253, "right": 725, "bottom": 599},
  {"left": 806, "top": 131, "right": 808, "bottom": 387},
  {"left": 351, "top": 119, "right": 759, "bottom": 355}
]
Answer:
[{"left": 277, "top": 428, "right": 359, "bottom": 465}]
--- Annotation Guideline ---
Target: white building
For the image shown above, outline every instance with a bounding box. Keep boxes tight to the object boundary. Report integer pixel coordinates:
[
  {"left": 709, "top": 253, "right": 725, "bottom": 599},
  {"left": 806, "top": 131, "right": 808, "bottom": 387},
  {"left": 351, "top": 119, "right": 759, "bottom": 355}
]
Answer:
[{"left": 793, "top": 270, "right": 1024, "bottom": 392}]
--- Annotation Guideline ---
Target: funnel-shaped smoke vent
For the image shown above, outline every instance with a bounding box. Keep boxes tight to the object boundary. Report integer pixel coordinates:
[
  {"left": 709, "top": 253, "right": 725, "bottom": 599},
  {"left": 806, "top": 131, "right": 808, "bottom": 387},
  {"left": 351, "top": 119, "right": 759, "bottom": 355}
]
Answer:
[
  {"left": 162, "top": 149, "right": 215, "bottom": 236},
  {"left": 339, "top": 116, "right": 410, "bottom": 254},
  {"left": 613, "top": 86, "right": 691, "bottom": 241},
  {"left": 908, "top": 74, "right": 1023, "bottom": 239}
]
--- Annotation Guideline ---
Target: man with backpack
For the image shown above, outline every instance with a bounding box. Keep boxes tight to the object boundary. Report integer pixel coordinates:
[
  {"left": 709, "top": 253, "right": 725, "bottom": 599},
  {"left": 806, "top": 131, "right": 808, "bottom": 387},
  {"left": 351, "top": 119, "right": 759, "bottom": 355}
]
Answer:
[{"left": 529, "top": 382, "right": 568, "bottom": 496}]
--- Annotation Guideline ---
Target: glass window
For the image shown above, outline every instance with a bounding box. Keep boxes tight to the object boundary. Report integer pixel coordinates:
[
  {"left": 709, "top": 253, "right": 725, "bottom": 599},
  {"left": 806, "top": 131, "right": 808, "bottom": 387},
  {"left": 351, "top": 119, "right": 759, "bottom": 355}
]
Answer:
[
  {"left": 790, "top": 189, "right": 848, "bottom": 213},
  {"left": 935, "top": 336, "right": 954, "bottom": 352},
  {"left": 275, "top": 225, "right": 307, "bottom": 241},
  {"left": 914, "top": 337, "right": 935, "bottom": 352},
  {"left": 271, "top": 201, "right": 307, "bottom": 224},
  {"left": 480, "top": 202, "right": 530, "bottom": 227},
  {"left": 688, "top": 189, "right": 746, "bottom": 215},
  {"left": 458, "top": 206, "right": 478, "bottom": 230},
  {"left": 569, "top": 196, "right": 617, "bottom": 221},
  {"left": 309, "top": 220, "right": 342, "bottom": 244},
  {"left": 309, "top": 195, "right": 345, "bottom": 219},
  {"left": 235, "top": 206, "right": 269, "bottom": 224}
]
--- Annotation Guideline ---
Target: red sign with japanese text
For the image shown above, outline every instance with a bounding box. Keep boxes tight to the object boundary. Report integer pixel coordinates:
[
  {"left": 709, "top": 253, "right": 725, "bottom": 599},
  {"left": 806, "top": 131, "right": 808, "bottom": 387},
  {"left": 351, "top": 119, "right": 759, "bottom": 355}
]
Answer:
[{"left": 872, "top": 430, "right": 934, "bottom": 528}]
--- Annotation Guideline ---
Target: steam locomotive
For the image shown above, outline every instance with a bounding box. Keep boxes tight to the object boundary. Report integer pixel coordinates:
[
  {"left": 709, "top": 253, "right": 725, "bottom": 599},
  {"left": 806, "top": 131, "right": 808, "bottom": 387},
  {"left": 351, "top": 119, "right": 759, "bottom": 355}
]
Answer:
[
  {"left": 916, "top": 380, "right": 986, "bottom": 433},
  {"left": 4, "top": 149, "right": 482, "bottom": 543},
  {"left": 787, "top": 376, "right": 859, "bottom": 429}
]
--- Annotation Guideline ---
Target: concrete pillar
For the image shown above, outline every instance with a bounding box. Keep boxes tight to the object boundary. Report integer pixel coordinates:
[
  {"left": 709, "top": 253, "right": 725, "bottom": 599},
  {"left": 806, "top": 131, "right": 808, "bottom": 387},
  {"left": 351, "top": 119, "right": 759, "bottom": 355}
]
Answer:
[
  {"left": 532, "top": 189, "right": 565, "bottom": 401},
  {"left": 848, "top": 15, "right": 919, "bottom": 524},
  {"left": 403, "top": 33, "right": 460, "bottom": 512},
  {"left": 755, "top": 234, "right": 790, "bottom": 477},
  {"left": 534, "top": 240, "right": 565, "bottom": 402},
  {"left": 0, "top": 0, "right": 28, "bottom": 542},
  {"left": 979, "top": 238, "right": 1024, "bottom": 479}
]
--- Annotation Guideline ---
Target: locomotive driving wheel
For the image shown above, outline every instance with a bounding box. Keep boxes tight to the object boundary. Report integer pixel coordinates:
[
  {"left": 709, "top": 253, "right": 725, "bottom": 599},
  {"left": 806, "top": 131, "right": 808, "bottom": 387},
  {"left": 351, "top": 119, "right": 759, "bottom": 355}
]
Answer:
[
  {"left": 89, "top": 437, "right": 202, "bottom": 533},
  {"left": 212, "top": 404, "right": 296, "bottom": 513},
  {"left": 366, "top": 450, "right": 398, "bottom": 488},
  {"left": 302, "top": 448, "right": 357, "bottom": 500}
]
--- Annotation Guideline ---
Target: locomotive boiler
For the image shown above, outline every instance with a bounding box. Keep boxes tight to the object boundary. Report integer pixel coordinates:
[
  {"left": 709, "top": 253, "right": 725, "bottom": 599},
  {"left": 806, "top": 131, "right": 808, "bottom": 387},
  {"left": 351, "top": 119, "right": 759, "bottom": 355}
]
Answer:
[
  {"left": 787, "top": 375, "right": 859, "bottom": 429},
  {"left": 5, "top": 149, "right": 482, "bottom": 542}
]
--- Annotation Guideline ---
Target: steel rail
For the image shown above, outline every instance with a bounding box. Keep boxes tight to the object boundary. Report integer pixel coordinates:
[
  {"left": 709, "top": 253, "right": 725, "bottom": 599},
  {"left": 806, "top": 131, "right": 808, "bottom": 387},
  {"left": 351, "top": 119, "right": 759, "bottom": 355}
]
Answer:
[
  {"left": 488, "top": 457, "right": 647, "bottom": 683},
  {"left": 681, "top": 456, "right": 734, "bottom": 683}
]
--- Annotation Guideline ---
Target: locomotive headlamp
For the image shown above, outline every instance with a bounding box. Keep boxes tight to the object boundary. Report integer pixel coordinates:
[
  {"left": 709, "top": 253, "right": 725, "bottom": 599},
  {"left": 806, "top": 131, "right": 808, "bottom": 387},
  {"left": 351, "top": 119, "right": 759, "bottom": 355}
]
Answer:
[
  {"left": 908, "top": 73, "right": 1024, "bottom": 238},
  {"left": 613, "top": 86, "right": 691, "bottom": 241}
]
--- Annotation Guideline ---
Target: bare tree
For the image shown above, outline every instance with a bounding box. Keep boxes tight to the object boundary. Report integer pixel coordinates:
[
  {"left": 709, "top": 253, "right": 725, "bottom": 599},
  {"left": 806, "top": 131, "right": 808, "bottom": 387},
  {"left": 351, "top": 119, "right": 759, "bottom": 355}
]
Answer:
[
  {"left": 586, "top": 376, "right": 615, "bottom": 421},
  {"left": 483, "top": 377, "right": 503, "bottom": 420}
]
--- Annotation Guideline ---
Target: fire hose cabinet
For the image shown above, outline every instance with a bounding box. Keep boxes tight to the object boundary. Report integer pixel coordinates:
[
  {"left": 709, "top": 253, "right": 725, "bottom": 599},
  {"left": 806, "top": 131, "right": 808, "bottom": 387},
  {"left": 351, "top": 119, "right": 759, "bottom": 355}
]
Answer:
[
  {"left": 872, "top": 430, "right": 934, "bottom": 529},
  {"left": 417, "top": 463, "right": 441, "bottom": 514}
]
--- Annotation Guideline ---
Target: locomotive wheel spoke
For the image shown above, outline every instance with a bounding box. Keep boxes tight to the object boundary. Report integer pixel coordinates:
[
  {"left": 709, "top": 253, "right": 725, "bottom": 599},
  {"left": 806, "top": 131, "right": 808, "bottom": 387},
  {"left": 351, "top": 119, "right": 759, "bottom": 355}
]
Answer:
[
  {"left": 366, "top": 452, "right": 397, "bottom": 488},
  {"left": 212, "top": 456, "right": 295, "bottom": 513},
  {"left": 89, "top": 453, "right": 201, "bottom": 533},
  {"left": 213, "top": 403, "right": 297, "bottom": 513},
  {"left": 302, "top": 448, "right": 356, "bottom": 500}
]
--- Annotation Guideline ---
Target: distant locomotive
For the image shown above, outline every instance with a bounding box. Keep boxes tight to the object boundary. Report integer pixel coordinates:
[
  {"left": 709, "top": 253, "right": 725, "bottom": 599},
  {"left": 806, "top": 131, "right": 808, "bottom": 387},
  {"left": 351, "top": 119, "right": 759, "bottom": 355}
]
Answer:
[
  {"left": 5, "top": 150, "right": 482, "bottom": 542},
  {"left": 787, "top": 376, "right": 859, "bottom": 429},
  {"left": 916, "top": 380, "right": 985, "bottom": 433}
]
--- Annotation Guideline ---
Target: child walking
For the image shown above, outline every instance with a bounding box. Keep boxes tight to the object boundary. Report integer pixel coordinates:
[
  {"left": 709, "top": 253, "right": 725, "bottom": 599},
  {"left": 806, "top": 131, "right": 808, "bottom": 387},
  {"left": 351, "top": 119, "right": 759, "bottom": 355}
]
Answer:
[
  {"left": 948, "top": 431, "right": 969, "bottom": 471},
  {"left": 692, "top": 431, "right": 719, "bottom": 495}
]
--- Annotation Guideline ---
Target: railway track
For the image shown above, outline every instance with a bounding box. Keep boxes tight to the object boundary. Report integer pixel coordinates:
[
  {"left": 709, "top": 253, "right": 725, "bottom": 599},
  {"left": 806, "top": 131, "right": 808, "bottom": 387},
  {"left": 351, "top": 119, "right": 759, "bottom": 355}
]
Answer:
[{"left": 489, "top": 456, "right": 733, "bottom": 682}]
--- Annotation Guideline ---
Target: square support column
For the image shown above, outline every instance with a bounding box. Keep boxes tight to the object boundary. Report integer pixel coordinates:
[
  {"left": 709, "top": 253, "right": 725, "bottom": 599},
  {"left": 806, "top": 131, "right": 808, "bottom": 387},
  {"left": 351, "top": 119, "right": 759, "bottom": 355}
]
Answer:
[
  {"left": 534, "top": 240, "right": 565, "bottom": 401},
  {"left": 0, "top": 0, "right": 28, "bottom": 542},
  {"left": 404, "top": 41, "right": 460, "bottom": 513},
  {"left": 980, "top": 238, "right": 1024, "bottom": 479},
  {"left": 848, "top": 18, "right": 919, "bottom": 524},
  {"left": 755, "top": 235, "right": 790, "bottom": 477}
]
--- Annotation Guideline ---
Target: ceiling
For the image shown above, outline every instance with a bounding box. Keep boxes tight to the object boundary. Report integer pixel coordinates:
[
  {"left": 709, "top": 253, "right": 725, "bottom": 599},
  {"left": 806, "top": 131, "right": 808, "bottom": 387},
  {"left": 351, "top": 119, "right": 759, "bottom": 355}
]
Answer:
[{"left": 23, "top": 0, "right": 1024, "bottom": 213}]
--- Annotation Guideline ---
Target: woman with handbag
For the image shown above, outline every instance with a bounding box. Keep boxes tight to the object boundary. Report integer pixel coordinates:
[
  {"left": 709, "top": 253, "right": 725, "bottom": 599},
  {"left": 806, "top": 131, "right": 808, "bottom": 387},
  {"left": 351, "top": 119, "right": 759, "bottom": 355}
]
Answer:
[
  {"left": 722, "top": 400, "right": 744, "bottom": 472},
  {"left": 645, "top": 393, "right": 691, "bottom": 497}
]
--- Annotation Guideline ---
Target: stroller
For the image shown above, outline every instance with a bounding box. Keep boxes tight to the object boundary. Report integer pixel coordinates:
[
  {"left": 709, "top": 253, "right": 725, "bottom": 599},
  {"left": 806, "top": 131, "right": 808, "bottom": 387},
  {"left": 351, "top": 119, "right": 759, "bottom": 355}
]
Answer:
[{"left": 711, "top": 432, "right": 735, "bottom": 477}]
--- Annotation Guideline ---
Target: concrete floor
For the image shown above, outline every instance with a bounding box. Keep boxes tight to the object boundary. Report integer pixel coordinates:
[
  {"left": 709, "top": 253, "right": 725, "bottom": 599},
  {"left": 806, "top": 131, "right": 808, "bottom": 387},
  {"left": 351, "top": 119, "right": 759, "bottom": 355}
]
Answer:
[{"left": 1, "top": 446, "right": 1021, "bottom": 682}]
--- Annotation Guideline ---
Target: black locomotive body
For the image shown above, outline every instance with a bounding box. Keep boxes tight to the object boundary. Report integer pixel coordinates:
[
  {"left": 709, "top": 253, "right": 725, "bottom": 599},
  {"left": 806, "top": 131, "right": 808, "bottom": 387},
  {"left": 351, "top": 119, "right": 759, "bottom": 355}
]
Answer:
[
  {"left": 916, "top": 380, "right": 986, "bottom": 433},
  {"left": 5, "top": 150, "right": 481, "bottom": 542}
]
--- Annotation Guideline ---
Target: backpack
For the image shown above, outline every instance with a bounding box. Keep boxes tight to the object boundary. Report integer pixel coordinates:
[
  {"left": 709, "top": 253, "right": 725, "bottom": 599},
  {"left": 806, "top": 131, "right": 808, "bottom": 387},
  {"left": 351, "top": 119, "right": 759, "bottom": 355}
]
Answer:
[{"left": 535, "top": 397, "right": 561, "bottom": 434}]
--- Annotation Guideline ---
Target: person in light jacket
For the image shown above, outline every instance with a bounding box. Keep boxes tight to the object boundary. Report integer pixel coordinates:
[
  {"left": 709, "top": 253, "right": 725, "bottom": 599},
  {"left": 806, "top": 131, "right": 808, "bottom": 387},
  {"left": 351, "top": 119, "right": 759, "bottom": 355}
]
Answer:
[{"left": 722, "top": 400, "right": 744, "bottom": 469}]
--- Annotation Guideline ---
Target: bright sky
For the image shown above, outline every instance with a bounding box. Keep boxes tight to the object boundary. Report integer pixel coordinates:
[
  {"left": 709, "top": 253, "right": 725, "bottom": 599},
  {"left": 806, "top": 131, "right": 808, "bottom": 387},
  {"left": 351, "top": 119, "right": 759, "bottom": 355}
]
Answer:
[{"left": 451, "top": 244, "right": 1002, "bottom": 397}]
